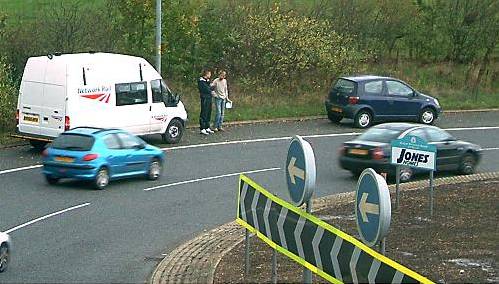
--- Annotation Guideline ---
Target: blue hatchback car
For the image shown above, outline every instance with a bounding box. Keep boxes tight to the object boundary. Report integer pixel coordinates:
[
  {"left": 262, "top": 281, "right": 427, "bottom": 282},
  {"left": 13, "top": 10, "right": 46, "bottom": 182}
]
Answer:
[
  {"left": 325, "top": 75, "right": 442, "bottom": 128},
  {"left": 42, "top": 127, "right": 165, "bottom": 189}
]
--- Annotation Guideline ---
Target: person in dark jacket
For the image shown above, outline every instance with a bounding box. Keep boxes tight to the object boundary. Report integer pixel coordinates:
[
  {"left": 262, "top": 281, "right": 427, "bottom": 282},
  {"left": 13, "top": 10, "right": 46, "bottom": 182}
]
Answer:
[{"left": 198, "top": 69, "right": 214, "bottom": 135}]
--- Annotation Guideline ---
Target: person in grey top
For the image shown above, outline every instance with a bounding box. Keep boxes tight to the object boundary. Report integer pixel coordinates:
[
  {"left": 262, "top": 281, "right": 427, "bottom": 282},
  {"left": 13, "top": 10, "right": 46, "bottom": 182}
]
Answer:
[{"left": 210, "top": 70, "right": 230, "bottom": 131}]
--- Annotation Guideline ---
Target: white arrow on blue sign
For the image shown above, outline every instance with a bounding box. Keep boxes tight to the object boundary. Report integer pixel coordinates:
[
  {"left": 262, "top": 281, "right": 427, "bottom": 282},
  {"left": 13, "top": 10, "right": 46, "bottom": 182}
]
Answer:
[
  {"left": 355, "top": 168, "right": 391, "bottom": 247},
  {"left": 285, "top": 135, "right": 316, "bottom": 207}
]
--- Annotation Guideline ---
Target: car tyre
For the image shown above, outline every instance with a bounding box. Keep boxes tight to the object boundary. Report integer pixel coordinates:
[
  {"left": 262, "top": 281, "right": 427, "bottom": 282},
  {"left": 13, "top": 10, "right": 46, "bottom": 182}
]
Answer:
[
  {"left": 459, "top": 153, "right": 476, "bottom": 175},
  {"left": 419, "top": 108, "right": 436, "bottom": 125},
  {"left": 147, "top": 158, "right": 162, "bottom": 180},
  {"left": 29, "top": 140, "right": 47, "bottom": 151},
  {"left": 354, "top": 110, "right": 372, "bottom": 128},
  {"left": 399, "top": 167, "right": 413, "bottom": 183},
  {"left": 94, "top": 167, "right": 109, "bottom": 190},
  {"left": 0, "top": 243, "right": 9, "bottom": 273},
  {"left": 162, "top": 119, "right": 183, "bottom": 144},
  {"left": 327, "top": 112, "right": 343, "bottom": 123},
  {"left": 45, "top": 175, "right": 60, "bottom": 185}
]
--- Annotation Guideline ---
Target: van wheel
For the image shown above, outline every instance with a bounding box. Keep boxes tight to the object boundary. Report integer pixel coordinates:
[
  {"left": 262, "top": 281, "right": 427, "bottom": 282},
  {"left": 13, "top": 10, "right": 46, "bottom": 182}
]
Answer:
[
  {"left": 162, "top": 119, "right": 183, "bottom": 144},
  {"left": 354, "top": 110, "right": 372, "bottom": 128},
  {"left": 30, "top": 140, "right": 47, "bottom": 151},
  {"left": 147, "top": 158, "right": 162, "bottom": 180},
  {"left": 419, "top": 108, "right": 436, "bottom": 125},
  {"left": 94, "top": 167, "right": 109, "bottom": 190},
  {"left": 327, "top": 112, "right": 343, "bottom": 123},
  {"left": 0, "top": 243, "right": 9, "bottom": 273}
]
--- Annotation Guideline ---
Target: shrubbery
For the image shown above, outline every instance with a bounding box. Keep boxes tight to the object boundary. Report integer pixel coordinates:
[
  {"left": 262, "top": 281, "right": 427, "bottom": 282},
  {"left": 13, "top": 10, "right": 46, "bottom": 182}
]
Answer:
[{"left": 0, "top": 57, "right": 17, "bottom": 133}]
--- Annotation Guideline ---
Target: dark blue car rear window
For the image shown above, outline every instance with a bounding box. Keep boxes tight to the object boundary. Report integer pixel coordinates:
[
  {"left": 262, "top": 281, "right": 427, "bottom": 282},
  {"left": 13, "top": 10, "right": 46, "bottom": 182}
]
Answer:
[
  {"left": 332, "top": 79, "right": 355, "bottom": 94},
  {"left": 51, "top": 134, "right": 95, "bottom": 151}
]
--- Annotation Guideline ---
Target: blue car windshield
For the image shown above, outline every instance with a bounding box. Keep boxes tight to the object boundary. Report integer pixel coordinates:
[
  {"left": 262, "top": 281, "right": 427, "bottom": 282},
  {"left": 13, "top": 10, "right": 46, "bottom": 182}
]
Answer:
[
  {"left": 358, "top": 128, "right": 401, "bottom": 143},
  {"left": 51, "top": 134, "right": 95, "bottom": 151}
]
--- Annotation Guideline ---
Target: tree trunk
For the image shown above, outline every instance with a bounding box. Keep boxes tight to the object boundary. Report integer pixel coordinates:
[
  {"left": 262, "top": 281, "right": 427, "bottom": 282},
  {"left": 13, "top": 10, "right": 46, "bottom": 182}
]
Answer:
[{"left": 473, "top": 44, "right": 493, "bottom": 101}]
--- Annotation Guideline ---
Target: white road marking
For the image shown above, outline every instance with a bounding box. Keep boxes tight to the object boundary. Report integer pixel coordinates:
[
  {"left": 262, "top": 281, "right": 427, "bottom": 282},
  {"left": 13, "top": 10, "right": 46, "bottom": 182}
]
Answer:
[
  {"left": 482, "top": 147, "right": 499, "bottom": 151},
  {"left": 2, "top": 126, "right": 499, "bottom": 176},
  {"left": 0, "top": 164, "right": 42, "bottom": 175},
  {"left": 160, "top": 132, "right": 361, "bottom": 151},
  {"left": 143, "top": 167, "right": 281, "bottom": 191},
  {"left": 445, "top": 126, "right": 499, "bottom": 131},
  {"left": 4, "top": 203, "right": 90, "bottom": 234}
]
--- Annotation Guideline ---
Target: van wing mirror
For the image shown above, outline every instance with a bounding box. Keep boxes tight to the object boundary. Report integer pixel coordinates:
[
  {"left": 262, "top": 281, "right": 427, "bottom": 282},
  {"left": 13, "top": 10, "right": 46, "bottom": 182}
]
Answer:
[{"left": 163, "top": 91, "right": 180, "bottom": 107}]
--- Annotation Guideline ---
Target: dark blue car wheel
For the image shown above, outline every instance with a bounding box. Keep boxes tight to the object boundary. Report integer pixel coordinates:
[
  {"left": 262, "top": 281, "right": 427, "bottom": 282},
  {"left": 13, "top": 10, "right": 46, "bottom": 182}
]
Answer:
[
  {"left": 419, "top": 108, "right": 436, "bottom": 125},
  {"left": 355, "top": 110, "right": 372, "bottom": 128}
]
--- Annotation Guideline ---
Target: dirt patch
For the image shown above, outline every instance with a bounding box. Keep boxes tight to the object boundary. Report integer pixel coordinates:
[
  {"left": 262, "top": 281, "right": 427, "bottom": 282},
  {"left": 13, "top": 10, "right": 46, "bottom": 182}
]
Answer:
[{"left": 215, "top": 179, "right": 499, "bottom": 283}]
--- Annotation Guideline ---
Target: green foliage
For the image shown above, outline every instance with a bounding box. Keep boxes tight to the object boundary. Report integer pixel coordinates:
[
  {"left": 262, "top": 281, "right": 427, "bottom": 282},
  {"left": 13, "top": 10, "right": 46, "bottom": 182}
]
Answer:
[
  {"left": 226, "top": 4, "right": 363, "bottom": 91},
  {"left": 0, "top": 0, "right": 496, "bottom": 136},
  {"left": 0, "top": 57, "right": 17, "bottom": 132}
]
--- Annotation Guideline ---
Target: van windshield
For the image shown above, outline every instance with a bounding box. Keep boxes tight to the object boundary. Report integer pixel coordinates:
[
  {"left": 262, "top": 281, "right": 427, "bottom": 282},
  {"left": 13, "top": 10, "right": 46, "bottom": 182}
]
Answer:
[
  {"left": 51, "top": 134, "right": 95, "bottom": 151},
  {"left": 332, "top": 79, "right": 355, "bottom": 94}
]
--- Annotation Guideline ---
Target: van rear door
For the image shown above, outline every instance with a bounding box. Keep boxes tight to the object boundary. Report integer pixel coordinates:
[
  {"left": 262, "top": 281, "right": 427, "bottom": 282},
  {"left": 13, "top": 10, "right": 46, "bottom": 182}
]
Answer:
[
  {"left": 18, "top": 57, "right": 47, "bottom": 137},
  {"left": 40, "top": 58, "right": 66, "bottom": 137}
]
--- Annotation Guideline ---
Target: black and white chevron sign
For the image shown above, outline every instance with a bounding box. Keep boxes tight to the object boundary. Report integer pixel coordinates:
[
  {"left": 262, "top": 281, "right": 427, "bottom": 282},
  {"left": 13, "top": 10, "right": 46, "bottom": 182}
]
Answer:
[{"left": 236, "top": 175, "right": 432, "bottom": 284}]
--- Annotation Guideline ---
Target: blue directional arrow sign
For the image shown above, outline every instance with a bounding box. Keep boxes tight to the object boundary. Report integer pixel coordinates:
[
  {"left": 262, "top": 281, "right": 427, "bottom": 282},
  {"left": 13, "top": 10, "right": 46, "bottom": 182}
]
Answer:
[
  {"left": 355, "top": 168, "right": 391, "bottom": 247},
  {"left": 286, "top": 136, "right": 316, "bottom": 207}
]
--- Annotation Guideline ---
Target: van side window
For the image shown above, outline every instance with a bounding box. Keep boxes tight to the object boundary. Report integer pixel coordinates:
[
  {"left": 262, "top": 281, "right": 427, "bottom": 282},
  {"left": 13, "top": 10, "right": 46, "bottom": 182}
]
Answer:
[
  {"left": 364, "top": 80, "right": 382, "bottom": 95},
  {"left": 116, "top": 82, "right": 148, "bottom": 106},
  {"left": 151, "top": 79, "right": 162, "bottom": 103}
]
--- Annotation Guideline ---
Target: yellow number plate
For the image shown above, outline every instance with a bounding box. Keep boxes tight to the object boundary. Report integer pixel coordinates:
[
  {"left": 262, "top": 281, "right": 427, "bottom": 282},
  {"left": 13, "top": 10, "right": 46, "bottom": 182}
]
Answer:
[
  {"left": 23, "top": 114, "right": 39, "bottom": 124},
  {"left": 55, "top": 156, "right": 75, "bottom": 163},
  {"left": 349, "top": 149, "right": 368, "bottom": 155},
  {"left": 331, "top": 107, "right": 342, "bottom": 113}
]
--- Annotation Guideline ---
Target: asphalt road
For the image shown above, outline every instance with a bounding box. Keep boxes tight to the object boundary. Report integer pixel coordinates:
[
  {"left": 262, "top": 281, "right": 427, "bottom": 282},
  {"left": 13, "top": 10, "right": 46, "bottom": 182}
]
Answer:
[{"left": 1, "top": 111, "right": 499, "bottom": 283}]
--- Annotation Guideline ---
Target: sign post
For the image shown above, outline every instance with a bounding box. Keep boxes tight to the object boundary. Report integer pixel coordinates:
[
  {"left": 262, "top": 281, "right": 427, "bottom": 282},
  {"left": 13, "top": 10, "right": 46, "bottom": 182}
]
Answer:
[
  {"left": 285, "top": 135, "right": 316, "bottom": 283},
  {"left": 236, "top": 175, "right": 432, "bottom": 283},
  {"left": 355, "top": 168, "right": 391, "bottom": 250},
  {"left": 391, "top": 135, "right": 437, "bottom": 215}
]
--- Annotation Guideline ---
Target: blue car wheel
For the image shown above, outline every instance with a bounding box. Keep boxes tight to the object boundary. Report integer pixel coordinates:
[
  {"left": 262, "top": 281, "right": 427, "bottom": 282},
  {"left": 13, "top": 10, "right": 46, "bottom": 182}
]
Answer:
[
  {"left": 95, "top": 167, "right": 110, "bottom": 190},
  {"left": 147, "top": 158, "right": 162, "bottom": 180},
  {"left": 45, "top": 175, "right": 60, "bottom": 185}
]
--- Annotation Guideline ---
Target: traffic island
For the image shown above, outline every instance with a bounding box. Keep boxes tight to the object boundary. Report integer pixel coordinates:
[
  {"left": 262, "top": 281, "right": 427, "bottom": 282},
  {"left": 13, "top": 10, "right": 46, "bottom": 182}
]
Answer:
[
  {"left": 217, "top": 176, "right": 499, "bottom": 283},
  {"left": 150, "top": 172, "right": 499, "bottom": 284}
]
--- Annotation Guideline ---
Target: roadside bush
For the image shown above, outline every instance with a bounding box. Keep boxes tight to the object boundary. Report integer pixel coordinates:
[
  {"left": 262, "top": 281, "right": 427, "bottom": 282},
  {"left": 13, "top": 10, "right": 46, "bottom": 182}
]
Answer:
[
  {"left": 226, "top": 4, "right": 364, "bottom": 93},
  {"left": 0, "top": 57, "right": 17, "bottom": 133}
]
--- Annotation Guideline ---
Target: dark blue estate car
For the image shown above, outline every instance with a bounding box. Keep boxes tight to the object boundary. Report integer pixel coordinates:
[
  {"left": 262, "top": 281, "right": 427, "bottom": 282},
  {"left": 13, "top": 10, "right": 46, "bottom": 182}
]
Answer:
[{"left": 325, "top": 76, "right": 442, "bottom": 128}]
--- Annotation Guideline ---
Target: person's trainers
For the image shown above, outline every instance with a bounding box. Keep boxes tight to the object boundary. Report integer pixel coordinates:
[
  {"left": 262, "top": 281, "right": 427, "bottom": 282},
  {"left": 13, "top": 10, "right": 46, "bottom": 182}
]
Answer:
[
  {"left": 200, "top": 129, "right": 209, "bottom": 135},
  {"left": 218, "top": 127, "right": 225, "bottom": 132},
  {"left": 206, "top": 128, "right": 215, "bottom": 134},
  {"left": 213, "top": 128, "right": 219, "bottom": 132}
]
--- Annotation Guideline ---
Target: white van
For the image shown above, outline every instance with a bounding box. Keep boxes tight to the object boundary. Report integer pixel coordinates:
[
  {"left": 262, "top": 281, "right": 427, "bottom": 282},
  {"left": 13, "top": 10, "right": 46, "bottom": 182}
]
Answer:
[{"left": 15, "top": 52, "right": 187, "bottom": 149}]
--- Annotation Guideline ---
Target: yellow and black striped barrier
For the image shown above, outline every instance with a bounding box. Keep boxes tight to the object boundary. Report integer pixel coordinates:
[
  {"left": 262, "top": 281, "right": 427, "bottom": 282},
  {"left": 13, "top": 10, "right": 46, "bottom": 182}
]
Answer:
[{"left": 236, "top": 174, "right": 433, "bottom": 283}]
